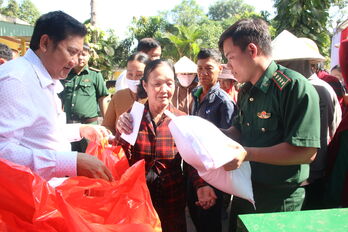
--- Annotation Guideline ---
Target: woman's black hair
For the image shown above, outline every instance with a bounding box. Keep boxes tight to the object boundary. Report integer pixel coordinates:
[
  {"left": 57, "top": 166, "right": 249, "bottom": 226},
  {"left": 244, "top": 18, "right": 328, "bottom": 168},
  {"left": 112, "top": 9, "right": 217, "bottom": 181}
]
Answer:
[{"left": 137, "top": 59, "right": 175, "bottom": 99}]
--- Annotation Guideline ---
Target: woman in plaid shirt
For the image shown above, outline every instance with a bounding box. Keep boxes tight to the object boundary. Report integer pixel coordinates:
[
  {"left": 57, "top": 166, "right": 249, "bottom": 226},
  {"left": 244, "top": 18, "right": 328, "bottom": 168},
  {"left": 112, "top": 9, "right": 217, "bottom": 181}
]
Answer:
[{"left": 115, "top": 59, "right": 214, "bottom": 232}]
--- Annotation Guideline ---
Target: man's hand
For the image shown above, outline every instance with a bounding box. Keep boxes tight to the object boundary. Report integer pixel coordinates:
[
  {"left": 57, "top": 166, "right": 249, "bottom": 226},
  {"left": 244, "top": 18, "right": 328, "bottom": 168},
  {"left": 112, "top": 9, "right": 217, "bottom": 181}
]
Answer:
[
  {"left": 116, "top": 112, "right": 133, "bottom": 134},
  {"left": 76, "top": 153, "right": 114, "bottom": 181},
  {"left": 196, "top": 186, "right": 217, "bottom": 209},
  {"left": 223, "top": 147, "right": 248, "bottom": 171},
  {"left": 80, "top": 124, "right": 111, "bottom": 144}
]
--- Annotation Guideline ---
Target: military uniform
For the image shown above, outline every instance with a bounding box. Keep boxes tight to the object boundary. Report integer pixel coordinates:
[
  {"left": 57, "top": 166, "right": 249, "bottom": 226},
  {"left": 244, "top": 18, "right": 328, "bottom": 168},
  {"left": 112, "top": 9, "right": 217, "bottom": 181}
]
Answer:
[
  {"left": 60, "top": 66, "right": 109, "bottom": 151},
  {"left": 230, "top": 61, "right": 321, "bottom": 231}
]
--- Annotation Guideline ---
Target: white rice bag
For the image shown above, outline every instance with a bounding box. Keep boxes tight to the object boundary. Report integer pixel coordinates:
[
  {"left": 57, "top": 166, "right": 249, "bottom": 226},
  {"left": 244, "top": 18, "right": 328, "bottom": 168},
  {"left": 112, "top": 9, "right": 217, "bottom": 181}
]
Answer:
[{"left": 165, "top": 110, "right": 254, "bottom": 204}]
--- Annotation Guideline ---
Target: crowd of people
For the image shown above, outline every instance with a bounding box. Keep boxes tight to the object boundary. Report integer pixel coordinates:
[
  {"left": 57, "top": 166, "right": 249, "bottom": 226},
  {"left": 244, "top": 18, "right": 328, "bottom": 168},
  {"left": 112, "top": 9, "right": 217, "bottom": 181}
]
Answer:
[{"left": 0, "top": 10, "right": 348, "bottom": 232}]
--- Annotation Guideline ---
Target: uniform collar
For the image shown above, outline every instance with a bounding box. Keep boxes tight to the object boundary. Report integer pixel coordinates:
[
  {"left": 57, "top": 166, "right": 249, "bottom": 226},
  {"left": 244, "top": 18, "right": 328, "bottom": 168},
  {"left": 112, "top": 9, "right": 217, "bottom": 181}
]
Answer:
[
  {"left": 253, "top": 61, "right": 278, "bottom": 94},
  {"left": 193, "top": 82, "right": 220, "bottom": 98},
  {"left": 71, "top": 65, "right": 89, "bottom": 75}
]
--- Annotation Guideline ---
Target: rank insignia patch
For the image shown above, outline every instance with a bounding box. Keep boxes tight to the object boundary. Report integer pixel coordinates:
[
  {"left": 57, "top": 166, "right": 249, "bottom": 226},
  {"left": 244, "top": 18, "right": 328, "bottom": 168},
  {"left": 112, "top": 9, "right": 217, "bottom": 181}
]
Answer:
[{"left": 272, "top": 70, "right": 291, "bottom": 90}]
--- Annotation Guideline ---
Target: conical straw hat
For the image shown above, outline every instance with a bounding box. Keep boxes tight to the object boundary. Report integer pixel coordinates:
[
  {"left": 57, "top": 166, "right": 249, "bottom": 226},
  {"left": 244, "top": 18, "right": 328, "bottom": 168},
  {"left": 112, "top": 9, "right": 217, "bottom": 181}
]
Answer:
[
  {"left": 174, "top": 56, "right": 197, "bottom": 73},
  {"left": 272, "top": 30, "right": 325, "bottom": 62}
]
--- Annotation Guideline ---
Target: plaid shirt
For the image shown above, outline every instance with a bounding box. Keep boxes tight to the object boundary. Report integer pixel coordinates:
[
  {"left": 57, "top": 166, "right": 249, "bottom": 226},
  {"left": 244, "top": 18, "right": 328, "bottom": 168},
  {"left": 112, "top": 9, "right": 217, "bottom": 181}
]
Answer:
[{"left": 115, "top": 103, "right": 205, "bottom": 232}]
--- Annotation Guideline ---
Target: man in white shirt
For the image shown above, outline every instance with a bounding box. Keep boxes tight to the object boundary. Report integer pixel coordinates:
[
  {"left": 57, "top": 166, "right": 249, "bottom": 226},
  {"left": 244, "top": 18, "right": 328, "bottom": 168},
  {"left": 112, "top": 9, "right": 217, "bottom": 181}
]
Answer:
[{"left": 0, "top": 11, "right": 113, "bottom": 181}]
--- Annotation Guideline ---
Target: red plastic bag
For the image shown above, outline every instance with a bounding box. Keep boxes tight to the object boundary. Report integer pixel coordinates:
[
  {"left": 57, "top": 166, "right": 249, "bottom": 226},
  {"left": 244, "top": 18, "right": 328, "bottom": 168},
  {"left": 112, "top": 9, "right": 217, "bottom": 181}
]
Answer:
[
  {"left": 0, "top": 159, "right": 65, "bottom": 231},
  {"left": 86, "top": 141, "right": 129, "bottom": 180},
  {"left": 0, "top": 158, "right": 162, "bottom": 232}
]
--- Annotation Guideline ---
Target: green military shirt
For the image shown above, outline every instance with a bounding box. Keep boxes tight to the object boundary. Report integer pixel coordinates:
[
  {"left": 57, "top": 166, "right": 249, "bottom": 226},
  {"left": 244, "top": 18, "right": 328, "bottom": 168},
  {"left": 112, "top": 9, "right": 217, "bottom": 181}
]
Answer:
[
  {"left": 233, "top": 61, "right": 320, "bottom": 186},
  {"left": 60, "top": 66, "right": 109, "bottom": 121}
]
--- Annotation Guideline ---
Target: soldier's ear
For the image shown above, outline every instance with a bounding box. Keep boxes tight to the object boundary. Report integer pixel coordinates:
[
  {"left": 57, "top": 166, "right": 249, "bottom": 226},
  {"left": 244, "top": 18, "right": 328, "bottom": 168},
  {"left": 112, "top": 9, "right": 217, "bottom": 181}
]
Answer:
[{"left": 247, "top": 43, "right": 258, "bottom": 58}]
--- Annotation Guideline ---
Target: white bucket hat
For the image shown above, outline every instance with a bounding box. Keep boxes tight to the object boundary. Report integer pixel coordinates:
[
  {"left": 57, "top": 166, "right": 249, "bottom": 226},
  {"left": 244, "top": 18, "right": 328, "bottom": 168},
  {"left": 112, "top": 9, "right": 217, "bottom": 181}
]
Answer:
[
  {"left": 174, "top": 56, "right": 197, "bottom": 73},
  {"left": 272, "top": 30, "right": 325, "bottom": 62}
]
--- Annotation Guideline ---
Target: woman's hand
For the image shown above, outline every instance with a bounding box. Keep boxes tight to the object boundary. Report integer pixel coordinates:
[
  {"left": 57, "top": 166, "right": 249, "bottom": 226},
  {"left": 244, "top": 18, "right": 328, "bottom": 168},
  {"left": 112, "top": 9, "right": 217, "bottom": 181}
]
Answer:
[
  {"left": 116, "top": 112, "right": 134, "bottom": 134},
  {"left": 196, "top": 185, "right": 217, "bottom": 209},
  {"left": 80, "top": 124, "right": 111, "bottom": 144}
]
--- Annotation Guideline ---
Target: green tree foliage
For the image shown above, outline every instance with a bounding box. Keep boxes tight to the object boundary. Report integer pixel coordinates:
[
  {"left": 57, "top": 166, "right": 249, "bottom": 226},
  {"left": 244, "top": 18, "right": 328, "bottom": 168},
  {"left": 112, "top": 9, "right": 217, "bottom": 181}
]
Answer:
[
  {"left": 331, "top": 0, "right": 348, "bottom": 8},
  {"left": 18, "top": 0, "right": 40, "bottom": 24},
  {"left": 129, "top": 16, "right": 168, "bottom": 41},
  {"left": 0, "top": 0, "right": 40, "bottom": 25},
  {"left": 273, "top": 0, "right": 332, "bottom": 57},
  {"left": 164, "top": 25, "right": 202, "bottom": 61},
  {"left": 162, "top": 0, "right": 206, "bottom": 26},
  {"left": 85, "top": 24, "right": 132, "bottom": 79},
  {"left": 208, "top": 0, "right": 255, "bottom": 21},
  {"left": 122, "top": 0, "right": 262, "bottom": 62},
  {"left": 1, "top": 0, "right": 19, "bottom": 18},
  {"left": 199, "top": 19, "right": 225, "bottom": 49}
]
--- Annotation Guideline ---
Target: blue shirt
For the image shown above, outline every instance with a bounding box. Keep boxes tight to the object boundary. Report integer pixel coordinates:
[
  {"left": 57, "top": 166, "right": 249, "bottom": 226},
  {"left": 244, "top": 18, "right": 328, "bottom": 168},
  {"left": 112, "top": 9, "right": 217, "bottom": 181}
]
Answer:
[{"left": 191, "top": 83, "right": 236, "bottom": 129}]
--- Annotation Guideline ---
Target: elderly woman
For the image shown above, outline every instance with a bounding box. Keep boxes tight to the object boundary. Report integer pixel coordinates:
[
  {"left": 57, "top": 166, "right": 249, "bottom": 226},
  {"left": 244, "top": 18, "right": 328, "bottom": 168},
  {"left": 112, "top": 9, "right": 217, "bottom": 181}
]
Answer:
[
  {"left": 114, "top": 59, "right": 210, "bottom": 232},
  {"left": 102, "top": 52, "right": 149, "bottom": 134}
]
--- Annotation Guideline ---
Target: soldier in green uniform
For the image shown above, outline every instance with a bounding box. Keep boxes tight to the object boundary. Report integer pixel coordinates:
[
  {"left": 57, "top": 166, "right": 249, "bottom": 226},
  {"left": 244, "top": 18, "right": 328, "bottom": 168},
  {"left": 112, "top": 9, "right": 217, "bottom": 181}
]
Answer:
[
  {"left": 60, "top": 44, "right": 109, "bottom": 152},
  {"left": 218, "top": 19, "right": 321, "bottom": 231}
]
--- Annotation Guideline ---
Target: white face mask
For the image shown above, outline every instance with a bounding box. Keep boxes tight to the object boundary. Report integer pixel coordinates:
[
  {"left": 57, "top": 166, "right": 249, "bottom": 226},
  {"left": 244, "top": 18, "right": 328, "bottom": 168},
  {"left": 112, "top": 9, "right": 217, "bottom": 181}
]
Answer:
[
  {"left": 126, "top": 78, "right": 140, "bottom": 93},
  {"left": 177, "top": 73, "right": 196, "bottom": 87}
]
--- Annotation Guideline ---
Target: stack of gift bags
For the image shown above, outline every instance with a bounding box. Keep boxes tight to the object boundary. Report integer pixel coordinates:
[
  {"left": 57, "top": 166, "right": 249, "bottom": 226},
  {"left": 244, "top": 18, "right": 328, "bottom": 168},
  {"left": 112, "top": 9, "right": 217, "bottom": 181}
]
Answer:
[{"left": 0, "top": 141, "right": 161, "bottom": 232}]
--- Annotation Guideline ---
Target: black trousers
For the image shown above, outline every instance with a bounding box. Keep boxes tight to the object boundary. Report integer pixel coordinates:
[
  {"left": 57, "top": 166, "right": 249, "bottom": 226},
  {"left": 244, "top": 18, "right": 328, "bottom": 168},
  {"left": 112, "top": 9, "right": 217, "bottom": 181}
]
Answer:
[
  {"left": 302, "top": 178, "right": 327, "bottom": 210},
  {"left": 187, "top": 180, "right": 223, "bottom": 232}
]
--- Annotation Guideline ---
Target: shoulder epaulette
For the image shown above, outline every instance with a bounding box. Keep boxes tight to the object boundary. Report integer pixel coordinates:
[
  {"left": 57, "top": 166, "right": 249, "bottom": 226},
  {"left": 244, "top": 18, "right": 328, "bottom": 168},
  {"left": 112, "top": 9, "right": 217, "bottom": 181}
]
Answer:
[
  {"left": 272, "top": 70, "right": 291, "bottom": 90},
  {"left": 89, "top": 67, "right": 101, "bottom": 72}
]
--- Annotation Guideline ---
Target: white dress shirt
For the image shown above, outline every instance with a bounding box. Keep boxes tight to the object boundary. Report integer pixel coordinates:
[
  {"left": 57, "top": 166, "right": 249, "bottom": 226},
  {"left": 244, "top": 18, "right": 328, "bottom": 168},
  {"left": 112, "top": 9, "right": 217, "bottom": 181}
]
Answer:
[{"left": 0, "top": 49, "right": 82, "bottom": 180}]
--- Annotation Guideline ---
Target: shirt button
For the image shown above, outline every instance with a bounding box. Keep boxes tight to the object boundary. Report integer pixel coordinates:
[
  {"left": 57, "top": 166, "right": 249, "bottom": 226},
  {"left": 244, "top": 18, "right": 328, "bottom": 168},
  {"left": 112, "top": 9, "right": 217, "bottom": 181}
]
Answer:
[
  {"left": 249, "top": 97, "right": 254, "bottom": 102},
  {"left": 261, "top": 128, "right": 266, "bottom": 132},
  {"left": 246, "top": 122, "right": 250, "bottom": 126},
  {"left": 72, "top": 104, "right": 75, "bottom": 107},
  {"left": 73, "top": 94, "right": 76, "bottom": 96}
]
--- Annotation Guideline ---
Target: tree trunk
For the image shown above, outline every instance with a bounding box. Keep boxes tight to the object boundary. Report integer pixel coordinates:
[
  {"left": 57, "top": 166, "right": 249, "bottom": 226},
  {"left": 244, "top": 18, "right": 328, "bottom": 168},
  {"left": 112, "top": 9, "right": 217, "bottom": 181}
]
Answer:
[
  {"left": 90, "top": 0, "right": 97, "bottom": 26},
  {"left": 90, "top": 0, "right": 98, "bottom": 43}
]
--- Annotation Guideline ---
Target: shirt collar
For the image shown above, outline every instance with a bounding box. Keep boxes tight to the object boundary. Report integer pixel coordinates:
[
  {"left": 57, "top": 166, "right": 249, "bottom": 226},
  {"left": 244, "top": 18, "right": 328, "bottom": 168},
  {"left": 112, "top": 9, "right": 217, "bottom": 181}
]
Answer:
[
  {"left": 24, "top": 49, "right": 64, "bottom": 93},
  {"left": 254, "top": 61, "right": 278, "bottom": 94},
  {"left": 70, "top": 65, "right": 89, "bottom": 75},
  {"left": 193, "top": 82, "right": 220, "bottom": 97}
]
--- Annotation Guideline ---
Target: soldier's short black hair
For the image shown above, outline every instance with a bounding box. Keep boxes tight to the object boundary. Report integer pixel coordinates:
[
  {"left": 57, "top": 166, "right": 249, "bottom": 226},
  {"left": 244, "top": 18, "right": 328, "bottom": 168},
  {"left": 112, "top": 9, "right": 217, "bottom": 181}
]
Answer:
[
  {"left": 218, "top": 18, "right": 272, "bottom": 56},
  {"left": 136, "top": 38, "right": 161, "bottom": 53},
  {"left": 197, "top": 48, "right": 222, "bottom": 64},
  {"left": 30, "top": 11, "right": 87, "bottom": 51},
  {"left": 0, "top": 43, "right": 13, "bottom": 61}
]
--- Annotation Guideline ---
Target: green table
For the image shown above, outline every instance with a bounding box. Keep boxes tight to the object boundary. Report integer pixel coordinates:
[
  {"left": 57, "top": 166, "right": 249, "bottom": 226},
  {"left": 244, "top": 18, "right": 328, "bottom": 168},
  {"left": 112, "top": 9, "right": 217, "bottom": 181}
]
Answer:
[{"left": 238, "top": 208, "right": 348, "bottom": 232}]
